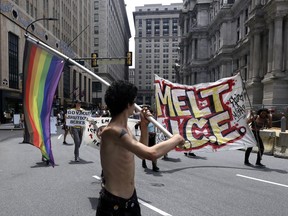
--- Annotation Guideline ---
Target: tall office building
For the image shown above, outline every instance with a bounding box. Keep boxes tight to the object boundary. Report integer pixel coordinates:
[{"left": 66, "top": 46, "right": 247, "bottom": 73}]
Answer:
[
  {"left": 0, "top": 0, "right": 92, "bottom": 123},
  {"left": 133, "top": 3, "right": 182, "bottom": 106},
  {"left": 91, "top": 0, "right": 131, "bottom": 108},
  {"left": 129, "top": 68, "right": 135, "bottom": 85},
  {"left": 179, "top": 0, "right": 288, "bottom": 111}
]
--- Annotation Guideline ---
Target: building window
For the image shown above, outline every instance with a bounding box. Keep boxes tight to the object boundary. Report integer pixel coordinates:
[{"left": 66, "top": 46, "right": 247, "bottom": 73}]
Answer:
[
  {"left": 73, "top": 70, "right": 77, "bottom": 99},
  {"left": 94, "top": 26, "right": 99, "bottom": 34},
  {"left": 8, "top": 32, "right": 19, "bottom": 89},
  {"left": 63, "top": 65, "right": 71, "bottom": 98},
  {"left": 245, "top": 26, "right": 249, "bottom": 35},
  {"left": 83, "top": 76, "right": 87, "bottom": 101},
  {"left": 245, "top": 9, "right": 249, "bottom": 21},
  {"left": 94, "top": 14, "right": 99, "bottom": 22},
  {"left": 26, "top": 0, "right": 29, "bottom": 13},
  {"left": 237, "top": 17, "right": 240, "bottom": 27},
  {"left": 88, "top": 79, "right": 91, "bottom": 103},
  {"left": 237, "top": 30, "right": 240, "bottom": 41},
  {"left": 94, "top": 38, "right": 99, "bottom": 46},
  {"left": 92, "top": 82, "right": 102, "bottom": 92}
]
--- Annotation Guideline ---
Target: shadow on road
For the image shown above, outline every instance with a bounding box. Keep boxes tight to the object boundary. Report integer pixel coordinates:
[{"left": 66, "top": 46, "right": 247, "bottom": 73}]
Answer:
[
  {"left": 30, "top": 162, "right": 59, "bottom": 168},
  {"left": 160, "top": 165, "right": 288, "bottom": 174},
  {"left": 184, "top": 155, "right": 208, "bottom": 160},
  {"left": 69, "top": 159, "right": 94, "bottom": 165},
  {"left": 88, "top": 197, "right": 99, "bottom": 210},
  {"left": 253, "top": 166, "right": 288, "bottom": 174},
  {"left": 161, "top": 157, "right": 182, "bottom": 163}
]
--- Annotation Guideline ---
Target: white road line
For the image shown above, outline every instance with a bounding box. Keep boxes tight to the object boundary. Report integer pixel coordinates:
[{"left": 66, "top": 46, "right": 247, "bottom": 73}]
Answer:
[
  {"left": 237, "top": 174, "right": 288, "bottom": 188},
  {"left": 58, "top": 134, "right": 62, "bottom": 139},
  {"left": 138, "top": 199, "right": 172, "bottom": 216},
  {"left": 92, "top": 175, "right": 102, "bottom": 181},
  {"left": 92, "top": 175, "right": 172, "bottom": 216}
]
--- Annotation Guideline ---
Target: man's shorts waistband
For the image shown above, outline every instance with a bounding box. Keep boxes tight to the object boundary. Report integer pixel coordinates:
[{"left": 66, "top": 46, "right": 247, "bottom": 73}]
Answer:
[{"left": 100, "top": 188, "right": 138, "bottom": 209}]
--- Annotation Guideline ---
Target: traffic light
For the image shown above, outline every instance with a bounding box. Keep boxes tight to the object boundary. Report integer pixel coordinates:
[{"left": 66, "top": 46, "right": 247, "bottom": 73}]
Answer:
[
  {"left": 91, "top": 53, "right": 98, "bottom": 67},
  {"left": 125, "top": 51, "right": 132, "bottom": 66}
]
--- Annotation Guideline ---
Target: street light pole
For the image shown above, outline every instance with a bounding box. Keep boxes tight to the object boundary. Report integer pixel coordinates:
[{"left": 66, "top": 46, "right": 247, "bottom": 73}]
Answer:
[{"left": 25, "top": 17, "right": 58, "bottom": 34}]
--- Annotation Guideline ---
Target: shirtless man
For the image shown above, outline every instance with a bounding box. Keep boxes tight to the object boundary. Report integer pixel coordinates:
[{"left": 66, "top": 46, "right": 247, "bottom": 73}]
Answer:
[{"left": 96, "top": 80, "right": 185, "bottom": 216}]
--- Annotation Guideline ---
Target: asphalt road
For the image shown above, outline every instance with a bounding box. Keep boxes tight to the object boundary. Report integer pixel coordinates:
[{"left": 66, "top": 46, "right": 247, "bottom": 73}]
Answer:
[{"left": 0, "top": 129, "right": 288, "bottom": 216}]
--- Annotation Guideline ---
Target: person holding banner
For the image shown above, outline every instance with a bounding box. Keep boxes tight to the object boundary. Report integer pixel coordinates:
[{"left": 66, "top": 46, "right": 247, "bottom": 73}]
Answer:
[
  {"left": 245, "top": 108, "right": 272, "bottom": 167},
  {"left": 96, "top": 80, "right": 185, "bottom": 216},
  {"left": 70, "top": 100, "right": 84, "bottom": 162}
]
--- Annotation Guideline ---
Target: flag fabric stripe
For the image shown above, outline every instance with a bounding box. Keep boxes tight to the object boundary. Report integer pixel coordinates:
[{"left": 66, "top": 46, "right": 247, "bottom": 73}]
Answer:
[{"left": 23, "top": 39, "right": 65, "bottom": 166}]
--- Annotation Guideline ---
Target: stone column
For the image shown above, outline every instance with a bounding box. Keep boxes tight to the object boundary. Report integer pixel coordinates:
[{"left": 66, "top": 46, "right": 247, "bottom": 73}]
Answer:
[
  {"left": 249, "top": 35, "right": 254, "bottom": 80},
  {"left": 255, "top": 0, "right": 261, "bottom": 6},
  {"left": 240, "top": 56, "right": 245, "bottom": 78},
  {"left": 252, "top": 33, "right": 261, "bottom": 79},
  {"left": 261, "top": 34, "right": 268, "bottom": 78},
  {"left": 272, "top": 16, "right": 283, "bottom": 74},
  {"left": 251, "top": 0, "right": 255, "bottom": 8},
  {"left": 285, "top": 17, "right": 288, "bottom": 72},
  {"left": 267, "top": 20, "right": 274, "bottom": 73},
  {"left": 192, "top": 39, "right": 195, "bottom": 60},
  {"left": 184, "top": 16, "right": 188, "bottom": 35}
]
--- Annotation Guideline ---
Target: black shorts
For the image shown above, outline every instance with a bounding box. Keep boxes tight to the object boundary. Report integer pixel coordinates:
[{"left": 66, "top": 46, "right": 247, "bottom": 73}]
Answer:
[
  {"left": 148, "top": 134, "right": 156, "bottom": 147},
  {"left": 96, "top": 188, "right": 141, "bottom": 216}
]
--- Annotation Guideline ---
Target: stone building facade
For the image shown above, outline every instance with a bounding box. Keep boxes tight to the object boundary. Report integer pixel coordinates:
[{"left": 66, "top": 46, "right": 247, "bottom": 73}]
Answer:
[
  {"left": 133, "top": 3, "right": 182, "bottom": 105},
  {"left": 179, "top": 0, "right": 288, "bottom": 112},
  {"left": 0, "top": 0, "right": 92, "bottom": 123},
  {"left": 91, "top": 0, "right": 130, "bottom": 107}
]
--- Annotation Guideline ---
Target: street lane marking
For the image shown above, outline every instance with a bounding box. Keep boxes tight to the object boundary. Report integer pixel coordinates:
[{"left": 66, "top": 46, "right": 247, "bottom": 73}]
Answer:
[
  {"left": 92, "top": 175, "right": 101, "bottom": 181},
  {"left": 58, "top": 134, "right": 62, "bottom": 139},
  {"left": 138, "top": 199, "right": 172, "bottom": 216},
  {"left": 92, "top": 175, "right": 172, "bottom": 216},
  {"left": 237, "top": 174, "right": 288, "bottom": 188}
]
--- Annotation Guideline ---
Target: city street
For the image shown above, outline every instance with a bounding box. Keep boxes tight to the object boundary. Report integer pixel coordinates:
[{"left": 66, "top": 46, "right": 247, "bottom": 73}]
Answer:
[{"left": 0, "top": 128, "right": 288, "bottom": 216}]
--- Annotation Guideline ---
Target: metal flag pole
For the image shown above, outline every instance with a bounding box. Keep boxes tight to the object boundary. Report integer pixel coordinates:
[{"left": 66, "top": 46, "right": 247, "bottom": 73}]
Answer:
[{"left": 25, "top": 35, "right": 174, "bottom": 139}]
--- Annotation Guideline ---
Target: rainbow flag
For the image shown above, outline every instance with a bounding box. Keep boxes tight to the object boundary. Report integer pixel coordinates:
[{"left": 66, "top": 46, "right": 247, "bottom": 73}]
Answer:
[{"left": 23, "top": 39, "right": 65, "bottom": 166}]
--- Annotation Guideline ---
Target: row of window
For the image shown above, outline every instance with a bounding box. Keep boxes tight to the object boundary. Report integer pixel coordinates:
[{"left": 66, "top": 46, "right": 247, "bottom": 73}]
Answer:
[
  {"left": 139, "top": 48, "right": 179, "bottom": 54},
  {"left": 139, "top": 43, "right": 179, "bottom": 48},
  {"left": 138, "top": 18, "right": 178, "bottom": 25},
  {"left": 139, "top": 38, "right": 179, "bottom": 43}
]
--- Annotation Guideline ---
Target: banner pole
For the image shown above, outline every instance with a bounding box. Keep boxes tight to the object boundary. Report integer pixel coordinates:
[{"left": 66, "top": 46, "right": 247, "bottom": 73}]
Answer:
[{"left": 25, "top": 35, "right": 174, "bottom": 139}]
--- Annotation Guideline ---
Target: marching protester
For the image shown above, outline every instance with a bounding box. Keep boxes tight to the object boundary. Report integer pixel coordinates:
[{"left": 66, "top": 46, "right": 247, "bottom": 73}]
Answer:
[
  {"left": 62, "top": 110, "right": 70, "bottom": 145},
  {"left": 70, "top": 100, "right": 84, "bottom": 162},
  {"left": 96, "top": 80, "right": 185, "bottom": 215},
  {"left": 142, "top": 109, "right": 160, "bottom": 172},
  {"left": 244, "top": 108, "right": 272, "bottom": 167}
]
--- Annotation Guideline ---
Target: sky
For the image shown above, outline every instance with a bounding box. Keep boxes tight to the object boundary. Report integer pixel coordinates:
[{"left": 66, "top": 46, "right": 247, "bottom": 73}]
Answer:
[{"left": 125, "top": 0, "right": 183, "bottom": 66}]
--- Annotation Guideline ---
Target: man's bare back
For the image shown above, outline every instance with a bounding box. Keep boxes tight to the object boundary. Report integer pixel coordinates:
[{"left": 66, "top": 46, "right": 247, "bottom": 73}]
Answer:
[{"left": 100, "top": 122, "right": 137, "bottom": 199}]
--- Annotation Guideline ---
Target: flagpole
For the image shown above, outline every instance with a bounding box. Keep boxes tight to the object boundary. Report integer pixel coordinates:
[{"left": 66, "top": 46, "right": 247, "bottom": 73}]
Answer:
[{"left": 25, "top": 35, "right": 174, "bottom": 139}]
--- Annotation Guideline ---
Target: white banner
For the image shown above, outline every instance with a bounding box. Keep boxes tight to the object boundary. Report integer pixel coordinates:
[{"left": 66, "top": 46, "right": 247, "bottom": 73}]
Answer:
[
  {"left": 66, "top": 109, "right": 91, "bottom": 127},
  {"left": 82, "top": 117, "right": 139, "bottom": 148},
  {"left": 155, "top": 73, "right": 256, "bottom": 152}
]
